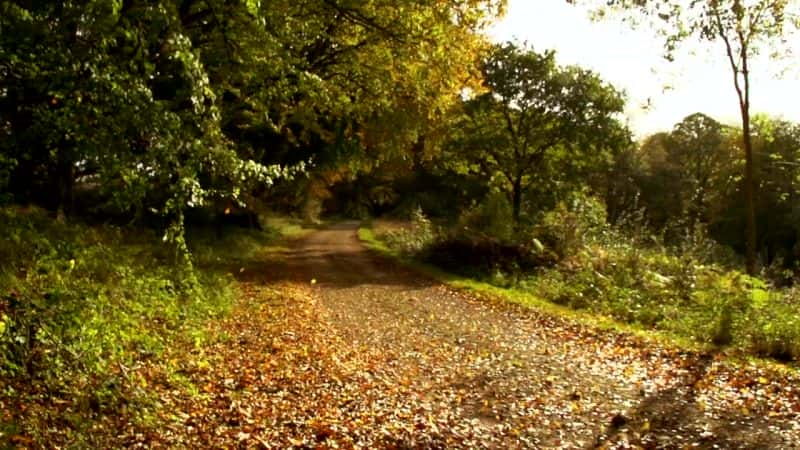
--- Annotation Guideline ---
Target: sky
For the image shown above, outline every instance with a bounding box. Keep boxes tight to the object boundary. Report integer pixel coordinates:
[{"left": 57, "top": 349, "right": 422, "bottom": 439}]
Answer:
[{"left": 488, "top": 0, "right": 800, "bottom": 137}]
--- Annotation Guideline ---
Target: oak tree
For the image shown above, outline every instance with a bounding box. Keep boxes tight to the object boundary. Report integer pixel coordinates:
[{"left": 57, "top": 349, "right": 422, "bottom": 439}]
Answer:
[{"left": 448, "top": 43, "right": 628, "bottom": 224}]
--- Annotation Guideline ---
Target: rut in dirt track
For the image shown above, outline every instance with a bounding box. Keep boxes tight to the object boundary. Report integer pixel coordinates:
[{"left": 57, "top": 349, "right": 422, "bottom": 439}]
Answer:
[{"left": 259, "top": 222, "right": 798, "bottom": 449}]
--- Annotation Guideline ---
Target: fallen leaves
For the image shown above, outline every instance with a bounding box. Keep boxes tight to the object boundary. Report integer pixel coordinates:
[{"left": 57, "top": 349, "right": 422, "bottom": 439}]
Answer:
[{"left": 11, "top": 226, "right": 799, "bottom": 449}]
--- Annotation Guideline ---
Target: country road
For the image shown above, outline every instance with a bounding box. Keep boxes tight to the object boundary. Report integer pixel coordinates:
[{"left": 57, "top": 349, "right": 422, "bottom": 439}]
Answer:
[{"left": 146, "top": 223, "right": 800, "bottom": 449}]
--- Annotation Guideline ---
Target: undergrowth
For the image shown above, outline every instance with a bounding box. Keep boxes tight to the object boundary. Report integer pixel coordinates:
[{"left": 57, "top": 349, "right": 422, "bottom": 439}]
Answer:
[{"left": 0, "top": 206, "right": 296, "bottom": 447}]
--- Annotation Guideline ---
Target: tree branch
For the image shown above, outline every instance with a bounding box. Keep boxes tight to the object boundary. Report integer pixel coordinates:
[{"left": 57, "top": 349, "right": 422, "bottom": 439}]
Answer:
[
  {"left": 713, "top": 5, "right": 747, "bottom": 111},
  {"left": 320, "top": 0, "right": 406, "bottom": 43}
]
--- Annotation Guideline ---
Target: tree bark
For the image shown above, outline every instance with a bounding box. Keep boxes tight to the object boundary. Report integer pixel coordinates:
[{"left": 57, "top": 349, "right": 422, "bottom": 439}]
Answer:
[
  {"left": 512, "top": 176, "right": 522, "bottom": 226},
  {"left": 714, "top": 10, "right": 758, "bottom": 275},
  {"left": 56, "top": 152, "right": 75, "bottom": 219},
  {"left": 739, "top": 36, "right": 757, "bottom": 275},
  {"left": 742, "top": 110, "right": 758, "bottom": 274}
]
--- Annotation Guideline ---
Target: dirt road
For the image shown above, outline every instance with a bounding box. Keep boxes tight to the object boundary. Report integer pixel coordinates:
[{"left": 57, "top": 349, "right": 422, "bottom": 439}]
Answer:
[{"left": 147, "top": 223, "right": 800, "bottom": 449}]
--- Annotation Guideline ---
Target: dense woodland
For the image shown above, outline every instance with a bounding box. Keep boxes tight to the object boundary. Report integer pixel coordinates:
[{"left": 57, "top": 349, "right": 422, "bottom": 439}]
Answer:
[{"left": 2, "top": 0, "right": 800, "bottom": 446}]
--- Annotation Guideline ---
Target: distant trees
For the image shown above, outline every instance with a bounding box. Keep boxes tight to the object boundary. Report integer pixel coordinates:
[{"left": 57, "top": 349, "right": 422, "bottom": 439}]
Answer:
[
  {"left": 750, "top": 117, "right": 800, "bottom": 269},
  {"left": 608, "top": 112, "right": 800, "bottom": 273},
  {"left": 649, "top": 113, "right": 733, "bottom": 232},
  {"left": 445, "top": 42, "right": 629, "bottom": 225},
  {"left": 610, "top": 114, "right": 741, "bottom": 246},
  {"left": 569, "top": 0, "right": 800, "bottom": 273}
]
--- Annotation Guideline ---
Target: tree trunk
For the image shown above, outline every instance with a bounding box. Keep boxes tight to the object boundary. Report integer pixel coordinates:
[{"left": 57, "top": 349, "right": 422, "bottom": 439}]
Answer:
[
  {"left": 742, "top": 112, "right": 758, "bottom": 275},
  {"left": 512, "top": 177, "right": 522, "bottom": 226},
  {"left": 740, "top": 47, "right": 757, "bottom": 275},
  {"left": 56, "top": 152, "right": 75, "bottom": 219}
]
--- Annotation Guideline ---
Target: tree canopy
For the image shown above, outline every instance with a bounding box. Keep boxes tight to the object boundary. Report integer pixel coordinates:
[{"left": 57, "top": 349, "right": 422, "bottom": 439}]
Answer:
[
  {"left": 0, "top": 0, "right": 505, "bottom": 248},
  {"left": 445, "top": 42, "right": 629, "bottom": 224}
]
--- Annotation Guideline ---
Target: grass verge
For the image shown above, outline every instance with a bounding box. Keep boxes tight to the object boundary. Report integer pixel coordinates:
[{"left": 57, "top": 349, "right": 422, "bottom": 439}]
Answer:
[{"left": 0, "top": 206, "right": 305, "bottom": 447}]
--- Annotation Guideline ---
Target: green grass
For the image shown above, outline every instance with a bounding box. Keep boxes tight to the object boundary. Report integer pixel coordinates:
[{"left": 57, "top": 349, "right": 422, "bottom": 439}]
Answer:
[{"left": 189, "top": 216, "right": 308, "bottom": 265}]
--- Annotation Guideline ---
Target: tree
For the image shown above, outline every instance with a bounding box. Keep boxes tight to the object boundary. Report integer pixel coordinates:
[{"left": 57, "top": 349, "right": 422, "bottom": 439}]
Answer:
[
  {"left": 667, "top": 113, "right": 729, "bottom": 230},
  {"left": 624, "top": 114, "right": 736, "bottom": 239},
  {"left": 448, "top": 42, "right": 628, "bottom": 224},
  {"left": 569, "top": 0, "right": 800, "bottom": 273},
  {"left": 750, "top": 116, "right": 800, "bottom": 267},
  {"left": 0, "top": 0, "right": 505, "bottom": 244},
  {"left": 217, "top": 0, "right": 504, "bottom": 215},
  {"left": 0, "top": 0, "right": 288, "bottom": 250}
]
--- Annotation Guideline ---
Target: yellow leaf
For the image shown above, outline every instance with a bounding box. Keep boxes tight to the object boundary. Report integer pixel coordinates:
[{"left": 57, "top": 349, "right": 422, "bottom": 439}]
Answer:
[
  {"left": 640, "top": 420, "right": 650, "bottom": 432},
  {"left": 758, "top": 376, "right": 769, "bottom": 385},
  {"left": 697, "top": 399, "right": 706, "bottom": 411}
]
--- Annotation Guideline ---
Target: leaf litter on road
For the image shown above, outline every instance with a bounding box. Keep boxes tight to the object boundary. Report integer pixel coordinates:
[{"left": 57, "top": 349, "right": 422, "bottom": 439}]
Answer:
[{"left": 122, "top": 224, "right": 799, "bottom": 449}]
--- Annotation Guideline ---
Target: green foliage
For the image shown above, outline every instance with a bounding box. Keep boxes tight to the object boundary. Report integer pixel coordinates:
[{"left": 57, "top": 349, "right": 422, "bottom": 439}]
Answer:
[
  {"left": 1, "top": 0, "right": 511, "bottom": 245},
  {"left": 378, "top": 204, "right": 556, "bottom": 282},
  {"left": 443, "top": 41, "right": 629, "bottom": 224},
  {"left": 576, "top": 0, "right": 800, "bottom": 274},
  {"left": 613, "top": 114, "right": 735, "bottom": 241},
  {"left": 374, "top": 194, "right": 800, "bottom": 362},
  {"left": 748, "top": 289, "right": 800, "bottom": 360},
  {"left": 380, "top": 207, "right": 436, "bottom": 255},
  {"left": 0, "top": 0, "right": 297, "bottom": 251},
  {"left": 0, "top": 207, "right": 237, "bottom": 436},
  {"left": 534, "top": 191, "right": 607, "bottom": 259},
  {"left": 526, "top": 225, "right": 800, "bottom": 361},
  {"left": 458, "top": 193, "right": 515, "bottom": 242},
  {"left": 613, "top": 113, "right": 800, "bottom": 274}
]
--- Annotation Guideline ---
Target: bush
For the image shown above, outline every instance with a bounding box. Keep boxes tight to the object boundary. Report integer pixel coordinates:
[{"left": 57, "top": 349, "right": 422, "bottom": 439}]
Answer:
[
  {"left": 747, "top": 288, "right": 800, "bottom": 361},
  {"left": 533, "top": 191, "right": 607, "bottom": 259},
  {"left": 373, "top": 194, "right": 800, "bottom": 363},
  {"left": 379, "top": 207, "right": 437, "bottom": 255},
  {"left": 528, "top": 234, "right": 800, "bottom": 361},
  {"left": 422, "top": 231, "right": 556, "bottom": 279},
  {"left": 457, "top": 193, "right": 514, "bottom": 242}
]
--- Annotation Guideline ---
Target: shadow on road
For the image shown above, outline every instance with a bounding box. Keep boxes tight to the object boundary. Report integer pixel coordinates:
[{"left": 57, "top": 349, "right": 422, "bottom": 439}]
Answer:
[
  {"left": 233, "top": 222, "right": 440, "bottom": 290},
  {"left": 592, "top": 353, "right": 786, "bottom": 449}
]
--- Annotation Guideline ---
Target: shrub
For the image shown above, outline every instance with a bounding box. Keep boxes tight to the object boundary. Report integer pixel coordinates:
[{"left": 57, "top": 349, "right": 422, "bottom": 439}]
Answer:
[
  {"left": 457, "top": 193, "right": 514, "bottom": 242},
  {"left": 373, "top": 194, "right": 800, "bottom": 363},
  {"left": 379, "top": 207, "right": 437, "bottom": 255},
  {"left": 534, "top": 191, "right": 607, "bottom": 259},
  {"left": 422, "top": 231, "right": 556, "bottom": 279},
  {"left": 747, "top": 288, "right": 800, "bottom": 361}
]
